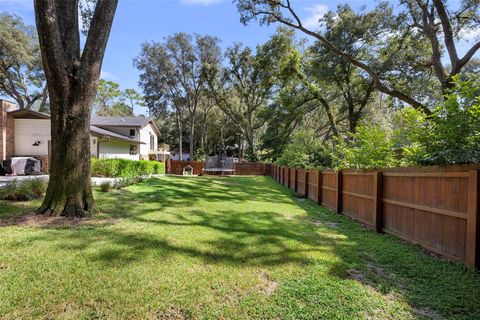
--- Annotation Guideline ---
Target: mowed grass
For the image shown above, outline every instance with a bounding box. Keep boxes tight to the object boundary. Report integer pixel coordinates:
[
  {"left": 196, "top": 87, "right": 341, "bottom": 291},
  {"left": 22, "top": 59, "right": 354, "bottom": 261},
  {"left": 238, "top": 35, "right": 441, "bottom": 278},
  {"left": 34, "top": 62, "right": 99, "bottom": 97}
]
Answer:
[{"left": 0, "top": 176, "right": 479, "bottom": 319}]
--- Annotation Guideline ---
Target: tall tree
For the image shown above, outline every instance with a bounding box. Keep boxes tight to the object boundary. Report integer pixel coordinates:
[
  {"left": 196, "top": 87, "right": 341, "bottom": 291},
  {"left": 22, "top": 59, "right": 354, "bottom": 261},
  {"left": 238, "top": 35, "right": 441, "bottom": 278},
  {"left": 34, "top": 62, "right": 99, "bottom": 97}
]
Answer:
[
  {"left": 207, "top": 42, "right": 280, "bottom": 161},
  {"left": 0, "top": 13, "right": 47, "bottom": 110},
  {"left": 135, "top": 33, "right": 221, "bottom": 159},
  {"left": 235, "top": 0, "right": 480, "bottom": 113},
  {"left": 34, "top": 0, "right": 118, "bottom": 217}
]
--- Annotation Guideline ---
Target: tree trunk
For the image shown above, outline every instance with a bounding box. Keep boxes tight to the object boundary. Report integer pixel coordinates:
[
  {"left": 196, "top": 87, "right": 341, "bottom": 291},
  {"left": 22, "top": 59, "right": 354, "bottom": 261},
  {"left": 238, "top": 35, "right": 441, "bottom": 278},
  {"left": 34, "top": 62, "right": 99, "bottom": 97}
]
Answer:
[
  {"left": 34, "top": 0, "right": 118, "bottom": 217},
  {"left": 189, "top": 113, "right": 195, "bottom": 160},
  {"left": 38, "top": 97, "right": 95, "bottom": 216},
  {"left": 245, "top": 124, "right": 256, "bottom": 162},
  {"left": 176, "top": 110, "right": 183, "bottom": 161}
]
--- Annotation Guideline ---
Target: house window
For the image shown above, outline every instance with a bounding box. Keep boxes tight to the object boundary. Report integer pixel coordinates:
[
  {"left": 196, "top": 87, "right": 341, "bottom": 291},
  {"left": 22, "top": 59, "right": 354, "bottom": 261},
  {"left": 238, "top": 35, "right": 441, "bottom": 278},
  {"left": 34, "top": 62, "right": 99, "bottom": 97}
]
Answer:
[
  {"left": 129, "top": 145, "right": 137, "bottom": 155},
  {"left": 150, "top": 135, "right": 155, "bottom": 151},
  {"left": 129, "top": 129, "right": 135, "bottom": 137}
]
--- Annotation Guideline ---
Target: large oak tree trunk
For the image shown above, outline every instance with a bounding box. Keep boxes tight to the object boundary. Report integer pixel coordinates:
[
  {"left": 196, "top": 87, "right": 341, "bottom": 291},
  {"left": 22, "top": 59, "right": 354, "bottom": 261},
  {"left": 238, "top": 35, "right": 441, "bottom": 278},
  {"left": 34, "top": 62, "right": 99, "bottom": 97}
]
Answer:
[
  {"left": 39, "top": 96, "right": 96, "bottom": 216},
  {"left": 34, "top": 0, "right": 117, "bottom": 217}
]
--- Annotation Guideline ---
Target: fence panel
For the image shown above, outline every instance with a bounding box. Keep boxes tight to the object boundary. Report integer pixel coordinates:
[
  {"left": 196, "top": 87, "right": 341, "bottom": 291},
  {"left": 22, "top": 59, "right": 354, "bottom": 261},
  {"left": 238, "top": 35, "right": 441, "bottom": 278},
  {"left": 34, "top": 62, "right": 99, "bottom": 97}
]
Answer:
[
  {"left": 272, "top": 165, "right": 480, "bottom": 268},
  {"left": 382, "top": 171, "right": 470, "bottom": 260},
  {"left": 170, "top": 160, "right": 205, "bottom": 175},
  {"left": 297, "top": 169, "right": 306, "bottom": 196},
  {"left": 307, "top": 170, "right": 320, "bottom": 203},
  {"left": 235, "top": 163, "right": 266, "bottom": 175},
  {"left": 283, "top": 167, "right": 289, "bottom": 187},
  {"left": 290, "top": 169, "right": 297, "bottom": 192},
  {"left": 322, "top": 171, "right": 337, "bottom": 210},
  {"left": 342, "top": 171, "right": 376, "bottom": 227}
]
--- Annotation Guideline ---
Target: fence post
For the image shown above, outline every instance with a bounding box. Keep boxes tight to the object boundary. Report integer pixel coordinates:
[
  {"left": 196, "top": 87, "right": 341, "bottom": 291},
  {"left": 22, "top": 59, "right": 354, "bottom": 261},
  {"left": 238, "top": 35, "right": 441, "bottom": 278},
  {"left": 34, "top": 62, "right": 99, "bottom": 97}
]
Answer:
[
  {"left": 286, "top": 167, "right": 290, "bottom": 187},
  {"left": 373, "top": 171, "right": 383, "bottom": 233},
  {"left": 305, "top": 170, "right": 309, "bottom": 198},
  {"left": 466, "top": 170, "right": 479, "bottom": 268},
  {"left": 336, "top": 170, "right": 343, "bottom": 214},
  {"left": 317, "top": 170, "right": 323, "bottom": 205},
  {"left": 293, "top": 168, "right": 298, "bottom": 192}
]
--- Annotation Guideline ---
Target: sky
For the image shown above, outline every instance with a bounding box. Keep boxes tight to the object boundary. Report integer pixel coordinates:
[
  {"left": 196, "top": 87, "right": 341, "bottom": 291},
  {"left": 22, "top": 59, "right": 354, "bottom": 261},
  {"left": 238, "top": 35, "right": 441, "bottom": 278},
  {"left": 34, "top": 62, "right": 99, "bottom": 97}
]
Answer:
[
  {"left": 0, "top": 0, "right": 478, "bottom": 115},
  {"left": 0, "top": 0, "right": 375, "bottom": 115}
]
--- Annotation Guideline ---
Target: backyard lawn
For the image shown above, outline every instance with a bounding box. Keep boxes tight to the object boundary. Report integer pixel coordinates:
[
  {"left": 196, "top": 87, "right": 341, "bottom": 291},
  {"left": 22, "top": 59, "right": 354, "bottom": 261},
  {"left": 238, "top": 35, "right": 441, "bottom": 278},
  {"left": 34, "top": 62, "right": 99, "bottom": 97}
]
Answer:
[{"left": 0, "top": 176, "right": 479, "bottom": 319}]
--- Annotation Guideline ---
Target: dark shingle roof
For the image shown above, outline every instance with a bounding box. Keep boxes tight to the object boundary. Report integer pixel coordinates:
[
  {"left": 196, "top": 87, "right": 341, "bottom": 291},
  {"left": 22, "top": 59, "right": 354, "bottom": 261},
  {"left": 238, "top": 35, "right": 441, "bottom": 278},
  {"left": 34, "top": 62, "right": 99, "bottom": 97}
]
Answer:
[{"left": 90, "top": 116, "right": 151, "bottom": 127}]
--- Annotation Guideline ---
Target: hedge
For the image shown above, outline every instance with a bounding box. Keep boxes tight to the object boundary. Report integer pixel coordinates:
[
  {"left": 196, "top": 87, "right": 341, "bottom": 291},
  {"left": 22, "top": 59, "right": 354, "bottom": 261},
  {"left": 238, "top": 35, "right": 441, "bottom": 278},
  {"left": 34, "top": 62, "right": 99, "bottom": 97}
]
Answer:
[{"left": 91, "top": 158, "right": 164, "bottom": 178}]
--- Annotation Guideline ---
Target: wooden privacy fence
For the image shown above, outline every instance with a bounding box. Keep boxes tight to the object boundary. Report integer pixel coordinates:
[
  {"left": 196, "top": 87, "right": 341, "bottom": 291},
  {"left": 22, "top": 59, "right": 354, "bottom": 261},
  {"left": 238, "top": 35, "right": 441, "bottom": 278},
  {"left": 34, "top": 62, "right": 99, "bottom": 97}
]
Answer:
[
  {"left": 271, "top": 164, "right": 480, "bottom": 268},
  {"left": 168, "top": 160, "right": 272, "bottom": 176}
]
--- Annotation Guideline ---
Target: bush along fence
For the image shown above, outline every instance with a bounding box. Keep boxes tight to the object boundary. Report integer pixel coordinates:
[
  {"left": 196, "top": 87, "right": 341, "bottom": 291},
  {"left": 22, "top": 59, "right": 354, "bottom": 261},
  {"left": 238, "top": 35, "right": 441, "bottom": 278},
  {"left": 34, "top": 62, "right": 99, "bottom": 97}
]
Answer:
[{"left": 272, "top": 164, "right": 480, "bottom": 269}]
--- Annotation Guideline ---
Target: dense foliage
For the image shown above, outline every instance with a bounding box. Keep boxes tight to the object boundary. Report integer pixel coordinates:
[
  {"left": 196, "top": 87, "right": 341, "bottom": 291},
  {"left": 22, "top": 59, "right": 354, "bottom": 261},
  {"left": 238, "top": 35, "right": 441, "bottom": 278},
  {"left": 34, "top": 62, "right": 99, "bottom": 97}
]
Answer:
[
  {"left": 91, "top": 159, "right": 164, "bottom": 178},
  {"left": 276, "top": 78, "right": 480, "bottom": 169}
]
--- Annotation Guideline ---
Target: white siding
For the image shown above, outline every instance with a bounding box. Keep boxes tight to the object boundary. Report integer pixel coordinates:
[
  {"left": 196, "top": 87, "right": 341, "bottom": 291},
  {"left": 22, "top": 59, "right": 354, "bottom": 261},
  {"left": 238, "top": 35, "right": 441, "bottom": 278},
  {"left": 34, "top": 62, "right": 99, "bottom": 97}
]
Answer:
[
  {"left": 14, "top": 119, "right": 50, "bottom": 156},
  {"left": 91, "top": 136, "right": 98, "bottom": 157},
  {"left": 139, "top": 124, "right": 158, "bottom": 157},
  {"left": 98, "top": 140, "right": 139, "bottom": 160}
]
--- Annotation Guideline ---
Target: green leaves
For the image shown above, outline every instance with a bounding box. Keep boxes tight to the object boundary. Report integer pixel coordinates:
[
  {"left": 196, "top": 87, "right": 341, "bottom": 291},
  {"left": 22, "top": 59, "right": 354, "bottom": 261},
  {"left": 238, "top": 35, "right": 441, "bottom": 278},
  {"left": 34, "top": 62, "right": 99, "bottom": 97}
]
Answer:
[{"left": 395, "top": 76, "right": 480, "bottom": 165}]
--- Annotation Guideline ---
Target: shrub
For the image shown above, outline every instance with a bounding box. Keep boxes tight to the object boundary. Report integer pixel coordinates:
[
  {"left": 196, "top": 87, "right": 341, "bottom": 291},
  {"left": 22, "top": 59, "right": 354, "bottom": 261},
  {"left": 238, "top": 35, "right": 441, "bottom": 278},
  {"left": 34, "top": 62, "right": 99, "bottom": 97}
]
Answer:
[
  {"left": 91, "top": 158, "right": 164, "bottom": 178},
  {"left": 112, "top": 175, "right": 143, "bottom": 189},
  {"left": 0, "top": 178, "right": 47, "bottom": 201},
  {"left": 99, "top": 181, "right": 112, "bottom": 192},
  {"left": 333, "top": 124, "right": 398, "bottom": 169},
  {"left": 276, "top": 130, "right": 333, "bottom": 168},
  {"left": 394, "top": 76, "right": 480, "bottom": 165}
]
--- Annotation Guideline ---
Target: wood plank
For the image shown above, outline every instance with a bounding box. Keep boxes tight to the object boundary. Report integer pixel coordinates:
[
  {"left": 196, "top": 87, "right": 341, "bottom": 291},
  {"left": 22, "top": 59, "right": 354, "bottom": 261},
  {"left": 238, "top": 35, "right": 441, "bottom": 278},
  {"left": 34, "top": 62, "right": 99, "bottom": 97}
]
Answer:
[
  {"left": 383, "top": 172, "right": 470, "bottom": 178},
  {"left": 382, "top": 198, "right": 467, "bottom": 219},
  {"left": 341, "top": 190, "right": 374, "bottom": 200},
  {"left": 466, "top": 170, "right": 479, "bottom": 268}
]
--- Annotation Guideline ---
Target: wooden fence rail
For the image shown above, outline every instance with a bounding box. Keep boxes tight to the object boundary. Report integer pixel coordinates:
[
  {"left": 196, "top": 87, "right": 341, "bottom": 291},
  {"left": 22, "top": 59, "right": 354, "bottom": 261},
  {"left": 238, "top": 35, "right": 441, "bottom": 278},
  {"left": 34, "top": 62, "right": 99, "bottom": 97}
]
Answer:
[
  {"left": 271, "top": 164, "right": 480, "bottom": 268},
  {"left": 168, "top": 160, "right": 272, "bottom": 176}
]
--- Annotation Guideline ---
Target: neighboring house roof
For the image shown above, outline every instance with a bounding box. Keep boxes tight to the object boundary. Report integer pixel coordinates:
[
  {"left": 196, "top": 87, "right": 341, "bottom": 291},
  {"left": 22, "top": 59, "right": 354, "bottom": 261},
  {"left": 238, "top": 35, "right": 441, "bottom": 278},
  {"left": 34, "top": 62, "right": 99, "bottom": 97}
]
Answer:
[
  {"left": 91, "top": 116, "right": 161, "bottom": 136},
  {"left": 8, "top": 109, "right": 51, "bottom": 119},
  {"left": 7, "top": 109, "right": 153, "bottom": 145},
  {"left": 90, "top": 126, "right": 145, "bottom": 145},
  {"left": 90, "top": 116, "right": 151, "bottom": 127}
]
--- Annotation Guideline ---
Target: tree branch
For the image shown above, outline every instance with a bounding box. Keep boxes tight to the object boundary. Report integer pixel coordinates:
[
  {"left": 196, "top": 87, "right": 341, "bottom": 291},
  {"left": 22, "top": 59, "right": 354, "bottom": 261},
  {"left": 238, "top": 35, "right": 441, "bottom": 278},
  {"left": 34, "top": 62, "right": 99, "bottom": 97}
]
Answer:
[{"left": 81, "top": 0, "right": 118, "bottom": 85}]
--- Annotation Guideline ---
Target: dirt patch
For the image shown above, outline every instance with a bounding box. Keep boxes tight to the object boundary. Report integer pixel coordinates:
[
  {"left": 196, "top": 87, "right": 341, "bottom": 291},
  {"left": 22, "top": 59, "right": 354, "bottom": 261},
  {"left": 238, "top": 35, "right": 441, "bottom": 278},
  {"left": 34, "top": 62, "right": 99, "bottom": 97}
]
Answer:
[
  {"left": 310, "top": 219, "right": 340, "bottom": 229},
  {"left": 310, "top": 220, "right": 323, "bottom": 227},
  {"left": 368, "top": 262, "right": 389, "bottom": 280},
  {"left": 255, "top": 271, "right": 278, "bottom": 296},
  {"left": 325, "top": 222, "right": 340, "bottom": 229},
  {"left": 0, "top": 213, "right": 118, "bottom": 228},
  {"left": 347, "top": 268, "right": 368, "bottom": 283},
  {"left": 412, "top": 306, "right": 440, "bottom": 319},
  {"left": 157, "top": 306, "right": 191, "bottom": 320}
]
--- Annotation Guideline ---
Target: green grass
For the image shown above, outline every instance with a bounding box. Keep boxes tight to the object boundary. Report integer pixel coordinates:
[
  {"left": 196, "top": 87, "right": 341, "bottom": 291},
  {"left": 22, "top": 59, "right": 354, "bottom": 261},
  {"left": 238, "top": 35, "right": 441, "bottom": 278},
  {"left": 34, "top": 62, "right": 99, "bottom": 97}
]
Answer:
[{"left": 0, "top": 176, "right": 479, "bottom": 319}]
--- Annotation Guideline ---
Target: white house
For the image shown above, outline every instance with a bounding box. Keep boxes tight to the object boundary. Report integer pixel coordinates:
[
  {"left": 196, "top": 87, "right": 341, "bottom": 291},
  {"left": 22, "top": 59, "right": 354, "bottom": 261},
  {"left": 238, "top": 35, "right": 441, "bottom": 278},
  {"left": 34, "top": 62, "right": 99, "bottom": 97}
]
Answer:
[{"left": 0, "top": 99, "right": 162, "bottom": 172}]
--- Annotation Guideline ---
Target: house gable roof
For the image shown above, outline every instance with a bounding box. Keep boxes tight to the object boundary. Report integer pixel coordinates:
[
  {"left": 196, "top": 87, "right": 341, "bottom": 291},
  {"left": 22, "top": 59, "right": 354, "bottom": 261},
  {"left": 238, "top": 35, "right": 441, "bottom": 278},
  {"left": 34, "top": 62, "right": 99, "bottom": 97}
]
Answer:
[
  {"left": 90, "top": 126, "right": 145, "bottom": 145},
  {"left": 90, "top": 116, "right": 150, "bottom": 127},
  {"left": 8, "top": 109, "right": 51, "bottom": 119},
  {"left": 91, "top": 116, "right": 161, "bottom": 136}
]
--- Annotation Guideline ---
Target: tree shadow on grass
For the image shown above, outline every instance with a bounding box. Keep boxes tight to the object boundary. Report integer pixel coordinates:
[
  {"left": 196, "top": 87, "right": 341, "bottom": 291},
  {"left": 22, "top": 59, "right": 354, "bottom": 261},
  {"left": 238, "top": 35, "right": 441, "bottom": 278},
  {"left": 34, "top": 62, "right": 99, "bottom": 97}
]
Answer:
[
  {"left": 290, "top": 197, "right": 480, "bottom": 320},
  {"left": 96, "top": 176, "right": 295, "bottom": 217},
  {"left": 3, "top": 176, "right": 480, "bottom": 318},
  {"left": 41, "top": 206, "right": 349, "bottom": 268}
]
